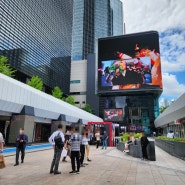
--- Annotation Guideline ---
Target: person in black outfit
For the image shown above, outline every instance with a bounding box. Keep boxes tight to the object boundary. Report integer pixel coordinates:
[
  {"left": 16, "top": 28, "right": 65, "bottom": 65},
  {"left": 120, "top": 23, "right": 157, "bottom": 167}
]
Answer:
[
  {"left": 62, "top": 130, "right": 71, "bottom": 162},
  {"left": 140, "top": 132, "right": 149, "bottom": 160},
  {"left": 14, "top": 128, "right": 28, "bottom": 166},
  {"left": 80, "top": 143, "right": 85, "bottom": 167}
]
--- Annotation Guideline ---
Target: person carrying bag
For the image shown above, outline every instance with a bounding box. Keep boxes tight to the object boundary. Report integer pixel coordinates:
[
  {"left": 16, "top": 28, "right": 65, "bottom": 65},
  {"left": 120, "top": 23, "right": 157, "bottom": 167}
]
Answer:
[{"left": 49, "top": 124, "right": 65, "bottom": 175}]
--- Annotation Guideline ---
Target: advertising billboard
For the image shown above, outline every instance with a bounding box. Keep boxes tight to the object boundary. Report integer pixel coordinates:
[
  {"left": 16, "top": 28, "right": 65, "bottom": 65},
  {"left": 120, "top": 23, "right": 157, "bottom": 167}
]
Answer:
[
  {"left": 98, "top": 31, "right": 162, "bottom": 94},
  {"left": 104, "top": 109, "right": 123, "bottom": 122}
]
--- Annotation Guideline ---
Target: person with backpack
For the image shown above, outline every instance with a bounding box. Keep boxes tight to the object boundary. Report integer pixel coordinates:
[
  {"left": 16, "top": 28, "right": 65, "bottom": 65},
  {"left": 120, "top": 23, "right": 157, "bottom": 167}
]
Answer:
[
  {"left": 140, "top": 132, "right": 149, "bottom": 160},
  {"left": 49, "top": 124, "right": 65, "bottom": 175}
]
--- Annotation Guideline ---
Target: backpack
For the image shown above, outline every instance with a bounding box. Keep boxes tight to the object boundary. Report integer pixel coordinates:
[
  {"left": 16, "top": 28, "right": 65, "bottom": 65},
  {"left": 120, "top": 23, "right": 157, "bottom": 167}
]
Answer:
[{"left": 54, "top": 132, "right": 64, "bottom": 148}]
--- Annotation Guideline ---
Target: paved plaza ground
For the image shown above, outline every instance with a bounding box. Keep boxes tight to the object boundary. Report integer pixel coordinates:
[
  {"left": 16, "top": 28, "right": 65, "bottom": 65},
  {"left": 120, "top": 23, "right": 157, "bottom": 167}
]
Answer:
[{"left": 1, "top": 145, "right": 185, "bottom": 185}]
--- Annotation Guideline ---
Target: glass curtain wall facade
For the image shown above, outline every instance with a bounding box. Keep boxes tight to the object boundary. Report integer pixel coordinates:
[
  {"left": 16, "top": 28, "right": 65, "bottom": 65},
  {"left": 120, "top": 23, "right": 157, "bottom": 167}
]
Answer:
[
  {"left": 72, "top": 0, "right": 123, "bottom": 61},
  {"left": 0, "top": 0, "right": 73, "bottom": 94},
  {"left": 99, "top": 95, "right": 160, "bottom": 135}
]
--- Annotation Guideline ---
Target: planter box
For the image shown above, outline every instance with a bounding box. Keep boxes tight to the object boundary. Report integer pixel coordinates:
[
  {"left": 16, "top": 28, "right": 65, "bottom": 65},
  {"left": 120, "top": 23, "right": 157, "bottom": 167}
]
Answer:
[
  {"left": 155, "top": 139, "right": 185, "bottom": 161},
  {"left": 117, "top": 140, "right": 156, "bottom": 161}
]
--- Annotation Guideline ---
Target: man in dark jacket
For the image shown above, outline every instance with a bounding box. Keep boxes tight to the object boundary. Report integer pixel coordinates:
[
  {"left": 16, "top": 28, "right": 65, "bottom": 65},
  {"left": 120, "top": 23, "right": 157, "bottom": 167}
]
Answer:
[
  {"left": 140, "top": 132, "right": 149, "bottom": 160},
  {"left": 14, "top": 128, "right": 28, "bottom": 166}
]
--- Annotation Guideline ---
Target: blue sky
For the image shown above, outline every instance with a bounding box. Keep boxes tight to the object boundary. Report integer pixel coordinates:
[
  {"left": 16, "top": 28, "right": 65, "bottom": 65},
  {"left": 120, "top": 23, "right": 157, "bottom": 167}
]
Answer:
[{"left": 123, "top": 0, "right": 185, "bottom": 105}]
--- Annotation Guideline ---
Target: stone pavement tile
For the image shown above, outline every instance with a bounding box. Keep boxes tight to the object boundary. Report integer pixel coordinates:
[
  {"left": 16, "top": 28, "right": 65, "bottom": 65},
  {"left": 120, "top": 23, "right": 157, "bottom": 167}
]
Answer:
[
  {"left": 151, "top": 171, "right": 165, "bottom": 184},
  {"left": 135, "top": 174, "right": 155, "bottom": 185},
  {"left": 1, "top": 146, "right": 185, "bottom": 185},
  {"left": 162, "top": 174, "right": 185, "bottom": 185},
  {"left": 125, "top": 175, "right": 136, "bottom": 184},
  {"left": 176, "top": 172, "right": 185, "bottom": 183}
]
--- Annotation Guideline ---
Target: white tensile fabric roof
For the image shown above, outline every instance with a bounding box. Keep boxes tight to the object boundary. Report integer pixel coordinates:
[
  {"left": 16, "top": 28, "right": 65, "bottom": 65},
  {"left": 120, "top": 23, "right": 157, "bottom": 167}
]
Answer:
[
  {"left": 154, "top": 92, "right": 185, "bottom": 127},
  {"left": 0, "top": 73, "right": 103, "bottom": 124}
]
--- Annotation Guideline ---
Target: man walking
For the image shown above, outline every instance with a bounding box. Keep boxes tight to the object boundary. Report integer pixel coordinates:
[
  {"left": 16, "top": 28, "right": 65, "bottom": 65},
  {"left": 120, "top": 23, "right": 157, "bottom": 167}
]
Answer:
[
  {"left": 14, "top": 128, "right": 28, "bottom": 166},
  {"left": 69, "top": 127, "right": 82, "bottom": 174},
  {"left": 102, "top": 130, "right": 108, "bottom": 150},
  {"left": 49, "top": 124, "right": 65, "bottom": 175}
]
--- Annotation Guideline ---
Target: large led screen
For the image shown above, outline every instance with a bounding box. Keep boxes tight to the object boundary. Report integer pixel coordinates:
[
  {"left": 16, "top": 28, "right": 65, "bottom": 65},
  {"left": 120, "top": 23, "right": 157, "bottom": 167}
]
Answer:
[
  {"left": 98, "top": 31, "right": 162, "bottom": 94},
  {"left": 104, "top": 109, "right": 123, "bottom": 122}
]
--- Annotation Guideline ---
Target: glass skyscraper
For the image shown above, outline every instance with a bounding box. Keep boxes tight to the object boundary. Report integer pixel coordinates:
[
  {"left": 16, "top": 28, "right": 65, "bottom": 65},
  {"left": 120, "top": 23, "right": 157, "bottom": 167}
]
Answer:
[
  {"left": 72, "top": 0, "right": 123, "bottom": 61},
  {"left": 0, "top": 0, "right": 73, "bottom": 94}
]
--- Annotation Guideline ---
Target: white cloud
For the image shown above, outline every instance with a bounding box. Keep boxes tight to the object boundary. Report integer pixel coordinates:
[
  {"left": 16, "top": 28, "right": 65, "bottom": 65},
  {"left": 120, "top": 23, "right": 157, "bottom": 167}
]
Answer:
[
  {"left": 122, "top": 0, "right": 185, "bottom": 33},
  {"left": 162, "top": 73, "right": 185, "bottom": 97},
  {"left": 122, "top": 0, "right": 185, "bottom": 100},
  {"left": 160, "top": 30, "right": 185, "bottom": 72}
]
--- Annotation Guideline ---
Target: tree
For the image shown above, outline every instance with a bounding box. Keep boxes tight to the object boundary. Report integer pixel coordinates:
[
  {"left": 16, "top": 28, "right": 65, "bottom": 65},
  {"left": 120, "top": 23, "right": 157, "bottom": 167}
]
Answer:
[
  {"left": 27, "top": 75, "right": 43, "bottom": 91},
  {"left": 0, "top": 55, "right": 16, "bottom": 77},
  {"left": 65, "top": 95, "right": 75, "bottom": 105},
  {"left": 83, "top": 104, "right": 93, "bottom": 114},
  {"left": 160, "top": 106, "right": 168, "bottom": 114},
  {"left": 52, "top": 86, "right": 63, "bottom": 99}
]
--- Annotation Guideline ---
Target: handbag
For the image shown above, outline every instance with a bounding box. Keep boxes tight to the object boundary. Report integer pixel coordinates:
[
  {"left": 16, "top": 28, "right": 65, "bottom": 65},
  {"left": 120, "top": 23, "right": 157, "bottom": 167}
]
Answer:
[
  {"left": 0, "top": 155, "right": 6, "bottom": 169},
  {"left": 61, "top": 148, "right": 67, "bottom": 157}
]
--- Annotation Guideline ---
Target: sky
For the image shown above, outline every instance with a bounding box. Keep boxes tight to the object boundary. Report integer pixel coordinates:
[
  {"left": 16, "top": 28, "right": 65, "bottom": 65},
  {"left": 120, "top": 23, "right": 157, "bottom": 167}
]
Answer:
[{"left": 122, "top": 0, "right": 185, "bottom": 106}]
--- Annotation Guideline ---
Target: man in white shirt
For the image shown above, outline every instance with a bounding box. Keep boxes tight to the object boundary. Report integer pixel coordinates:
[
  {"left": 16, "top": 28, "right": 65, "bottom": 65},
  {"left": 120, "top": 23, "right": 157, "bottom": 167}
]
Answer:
[{"left": 49, "top": 124, "right": 65, "bottom": 175}]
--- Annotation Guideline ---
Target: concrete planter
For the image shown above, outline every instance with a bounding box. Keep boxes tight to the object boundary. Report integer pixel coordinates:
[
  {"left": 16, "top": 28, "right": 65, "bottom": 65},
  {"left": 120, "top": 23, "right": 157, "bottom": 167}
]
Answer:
[
  {"left": 155, "top": 139, "right": 185, "bottom": 161},
  {"left": 117, "top": 140, "right": 156, "bottom": 161}
]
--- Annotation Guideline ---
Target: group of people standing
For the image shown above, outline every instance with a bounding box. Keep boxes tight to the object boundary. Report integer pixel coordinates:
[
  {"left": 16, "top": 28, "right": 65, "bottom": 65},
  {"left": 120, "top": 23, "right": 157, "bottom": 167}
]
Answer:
[
  {"left": 1, "top": 125, "right": 151, "bottom": 173},
  {"left": 48, "top": 124, "right": 93, "bottom": 175},
  {"left": 95, "top": 130, "right": 109, "bottom": 149}
]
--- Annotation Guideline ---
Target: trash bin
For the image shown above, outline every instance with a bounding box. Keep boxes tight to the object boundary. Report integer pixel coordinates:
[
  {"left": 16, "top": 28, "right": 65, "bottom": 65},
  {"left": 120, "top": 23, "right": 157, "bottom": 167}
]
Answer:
[{"left": 147, "top": 141, "right": 156, "bottom": 161}]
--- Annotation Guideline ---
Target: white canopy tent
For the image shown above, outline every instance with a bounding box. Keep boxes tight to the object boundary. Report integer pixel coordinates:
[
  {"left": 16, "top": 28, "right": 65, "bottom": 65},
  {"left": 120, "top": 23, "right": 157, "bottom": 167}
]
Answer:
[{"left": 0, "top": 73, "right": 103, "bottom": 124}]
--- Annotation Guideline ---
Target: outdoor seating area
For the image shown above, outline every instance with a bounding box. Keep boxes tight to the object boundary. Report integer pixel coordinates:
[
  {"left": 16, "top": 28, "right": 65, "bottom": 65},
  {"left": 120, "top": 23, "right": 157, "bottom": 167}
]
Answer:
[{"left": 117, "top": 139, "right": 156, "bottom": 161}]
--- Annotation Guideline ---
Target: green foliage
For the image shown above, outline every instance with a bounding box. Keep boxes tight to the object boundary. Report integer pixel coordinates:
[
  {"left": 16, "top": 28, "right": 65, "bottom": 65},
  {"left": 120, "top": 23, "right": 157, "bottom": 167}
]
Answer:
[
  {"left": 133, "top": 133, "right": 142, "bottom": 139},
  {"left": 52, "top": 86, "right": 63, "bottom": 99},
  {"left": 0, "top": 55, "right": 16, "bottom": 77},
  {"left": 160, "top": 106, "right": 168, "bottom": 114},
  {"left": 120, "top": 133, "right": 129, "bottom": 142},
  {"left": 83, "top": 104, "right": 93, "bottom": 114},
  {"left": 65, "top": 95, "right": 75, "bottom": 105},
  {"left": 120, "top": 132, "right": 142, "bottom": 142},
  {"left": 157, "top": 136, "right": 185, "bottom": 142},
  {"left": 27, "top": 76, "right": 43, "bottom": 91}
]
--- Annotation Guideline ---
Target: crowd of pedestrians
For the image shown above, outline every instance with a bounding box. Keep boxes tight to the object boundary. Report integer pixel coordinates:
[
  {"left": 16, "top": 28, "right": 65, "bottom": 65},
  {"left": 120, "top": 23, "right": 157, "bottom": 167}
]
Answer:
[
  {"left": 0, "top": 124, "right": 110, "bottom": 173},
  {"left": 1, "top": 124, "right": 151, "bottom": 173}
]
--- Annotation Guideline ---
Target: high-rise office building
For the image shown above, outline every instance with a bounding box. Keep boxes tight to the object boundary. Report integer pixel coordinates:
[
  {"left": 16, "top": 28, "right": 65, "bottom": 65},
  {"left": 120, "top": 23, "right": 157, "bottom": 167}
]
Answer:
[
  {"left": 0, "top": 0, "right": 73, "bottom": 94},
  {"left": 72, "top": 0, "right": 123, "bottom": 61},
  {"left": 70, "top": 0, "right": 123, "bottom": 114}
]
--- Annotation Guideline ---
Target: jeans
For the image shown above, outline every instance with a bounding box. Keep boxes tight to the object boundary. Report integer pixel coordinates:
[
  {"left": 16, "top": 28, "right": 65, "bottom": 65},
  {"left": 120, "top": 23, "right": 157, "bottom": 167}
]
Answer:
[
  {"left": 15, "top": 147, "right": 25, "bottom": 164},
  {"left": 102, "top": 139, "right": 107, "bottom": 149},
  {"left": 50, "top": 146, "right": 62, "bottom": 172},
  {"left": 71, "top": 151, "right": 80, "bottom": 171}
]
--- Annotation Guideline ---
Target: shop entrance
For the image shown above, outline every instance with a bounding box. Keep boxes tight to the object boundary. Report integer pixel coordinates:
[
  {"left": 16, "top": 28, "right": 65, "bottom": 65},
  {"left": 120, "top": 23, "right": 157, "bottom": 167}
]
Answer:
[
  {"left": 35, "top": 123, "right": 51, "bottom": 142},
  {"left": 87, "top": 122, "right": 113, "bottom": 147}
]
